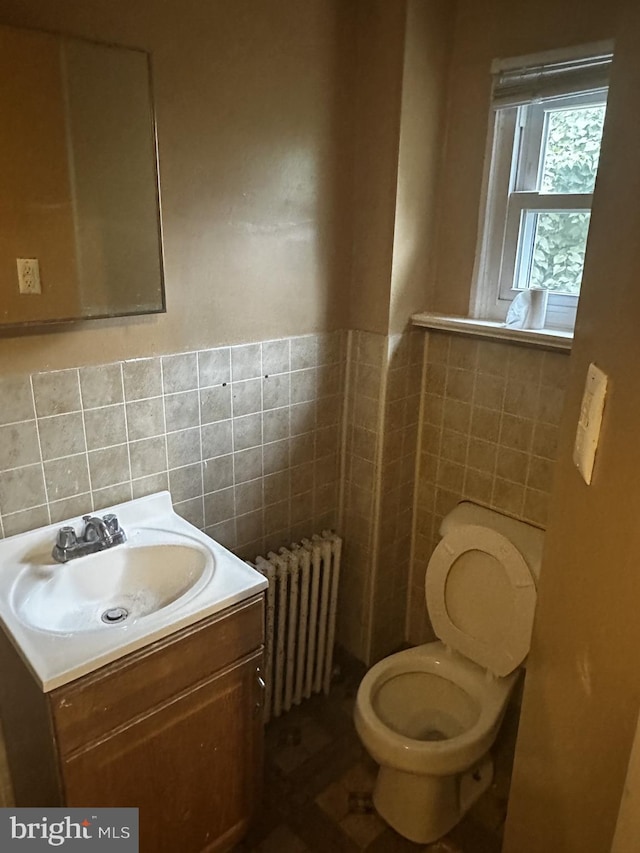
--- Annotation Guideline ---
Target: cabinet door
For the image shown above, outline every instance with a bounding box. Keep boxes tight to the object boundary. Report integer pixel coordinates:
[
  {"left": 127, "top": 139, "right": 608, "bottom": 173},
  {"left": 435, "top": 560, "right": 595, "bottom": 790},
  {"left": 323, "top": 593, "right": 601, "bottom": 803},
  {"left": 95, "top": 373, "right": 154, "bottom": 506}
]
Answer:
[
  {"left": 63, "top": 651, "right": 264, "bottom": 853},
  {"left": 52, "top": 597, "right": 263, "bottom": 756}
]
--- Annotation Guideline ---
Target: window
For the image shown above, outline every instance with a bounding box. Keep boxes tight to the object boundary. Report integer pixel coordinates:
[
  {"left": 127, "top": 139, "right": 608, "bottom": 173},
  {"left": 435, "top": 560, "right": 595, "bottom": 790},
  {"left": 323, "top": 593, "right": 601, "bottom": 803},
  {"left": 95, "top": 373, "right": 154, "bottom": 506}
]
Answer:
[{"left": 471, "top": 43, "right": 613, "bottom": 332}]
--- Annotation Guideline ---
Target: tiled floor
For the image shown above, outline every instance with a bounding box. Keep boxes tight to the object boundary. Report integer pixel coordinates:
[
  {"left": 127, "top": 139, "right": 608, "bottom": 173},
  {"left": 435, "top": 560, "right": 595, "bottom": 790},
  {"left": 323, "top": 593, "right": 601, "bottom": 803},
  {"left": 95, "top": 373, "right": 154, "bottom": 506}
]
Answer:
[{"left": 235, "top": 662, "right": 518, "bottom": 853}]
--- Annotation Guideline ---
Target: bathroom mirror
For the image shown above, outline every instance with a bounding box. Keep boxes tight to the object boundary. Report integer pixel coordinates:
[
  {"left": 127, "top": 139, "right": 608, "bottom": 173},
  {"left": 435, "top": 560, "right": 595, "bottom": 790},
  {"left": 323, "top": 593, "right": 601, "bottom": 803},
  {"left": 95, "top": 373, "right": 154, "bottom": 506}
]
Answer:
[{"left": 0, "top": 25, "right": 165, "bottom": 328}]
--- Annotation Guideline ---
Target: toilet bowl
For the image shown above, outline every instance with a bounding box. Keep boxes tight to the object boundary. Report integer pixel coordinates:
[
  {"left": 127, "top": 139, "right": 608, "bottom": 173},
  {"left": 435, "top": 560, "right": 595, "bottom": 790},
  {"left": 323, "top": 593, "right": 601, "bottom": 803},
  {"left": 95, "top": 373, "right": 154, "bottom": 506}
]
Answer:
[{"left": 354, "top": 501, "right": 544, "bottom": 844}]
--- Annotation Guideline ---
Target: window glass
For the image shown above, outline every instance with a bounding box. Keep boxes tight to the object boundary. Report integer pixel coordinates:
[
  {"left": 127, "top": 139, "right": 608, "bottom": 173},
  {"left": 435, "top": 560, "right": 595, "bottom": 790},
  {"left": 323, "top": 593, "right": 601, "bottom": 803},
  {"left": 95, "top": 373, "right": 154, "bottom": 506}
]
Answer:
[
  {"left": 472, "top": 44, "right": 613, "bottom": 331},
  {"left": 527, "top": 210, "right": 591, "bottom": 294},
  {"left": 540, "top": 105, "right": 606, "bottom": 194}
]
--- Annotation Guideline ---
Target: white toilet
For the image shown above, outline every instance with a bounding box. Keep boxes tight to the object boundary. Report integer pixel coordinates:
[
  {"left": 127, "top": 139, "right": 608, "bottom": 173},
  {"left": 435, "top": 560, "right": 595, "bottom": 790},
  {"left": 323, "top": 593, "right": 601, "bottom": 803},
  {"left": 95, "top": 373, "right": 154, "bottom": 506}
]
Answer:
[{"left": 354, "top": 501, "right": 544, "bottom": 844}]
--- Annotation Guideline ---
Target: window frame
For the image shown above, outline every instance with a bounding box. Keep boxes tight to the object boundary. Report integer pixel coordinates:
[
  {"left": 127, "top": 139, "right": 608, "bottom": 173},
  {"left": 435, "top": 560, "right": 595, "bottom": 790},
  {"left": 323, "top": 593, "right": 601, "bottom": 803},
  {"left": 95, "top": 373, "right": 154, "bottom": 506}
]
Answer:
[{"left": 470, "top": 47, "right": 611, "bottom": 333}]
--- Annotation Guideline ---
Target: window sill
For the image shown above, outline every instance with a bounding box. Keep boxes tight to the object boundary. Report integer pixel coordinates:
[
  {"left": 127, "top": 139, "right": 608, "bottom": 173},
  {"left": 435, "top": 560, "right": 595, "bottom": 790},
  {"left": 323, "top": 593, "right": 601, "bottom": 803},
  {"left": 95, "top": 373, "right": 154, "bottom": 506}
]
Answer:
[{"left": 410, "top": 312, "right": 572, "bottom": 352}]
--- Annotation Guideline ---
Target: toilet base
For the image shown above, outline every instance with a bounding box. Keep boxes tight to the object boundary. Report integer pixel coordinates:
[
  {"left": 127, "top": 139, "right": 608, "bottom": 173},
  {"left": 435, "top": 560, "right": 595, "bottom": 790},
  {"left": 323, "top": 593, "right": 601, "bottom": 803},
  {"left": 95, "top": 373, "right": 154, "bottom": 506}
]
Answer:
[{"left": 372, "top": 755, "right": 494, "bottom": 844}]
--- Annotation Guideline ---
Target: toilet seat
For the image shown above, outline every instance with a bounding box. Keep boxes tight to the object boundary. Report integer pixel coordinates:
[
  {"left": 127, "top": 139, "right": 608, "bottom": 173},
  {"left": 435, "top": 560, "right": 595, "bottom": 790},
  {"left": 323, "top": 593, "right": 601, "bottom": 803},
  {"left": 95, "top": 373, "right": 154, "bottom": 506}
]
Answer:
[{"left": 426, "top": 524, "right": 536, "bottom": 677}]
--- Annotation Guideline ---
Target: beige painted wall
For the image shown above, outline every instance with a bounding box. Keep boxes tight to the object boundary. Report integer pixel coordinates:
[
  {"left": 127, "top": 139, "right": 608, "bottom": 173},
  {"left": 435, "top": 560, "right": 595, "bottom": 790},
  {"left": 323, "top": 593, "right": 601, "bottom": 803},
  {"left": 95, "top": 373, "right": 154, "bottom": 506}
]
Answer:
[
  {"left": 504, "top": 2, "right": 640, "bottom": 849},
  {"left": 0, "top": 0, "right": 454, "bottom": 370},
  {"left": 611, "top": 708, "right": 640, "bottom": 853},
  {"left": 388, "top": 0, "right": 453, "bottom": 335},
  {"left": 348, "top": 0, "right": 454, "bottom": 336},
  {"left": 348, "top": 0, "right": 406, "bottom": 335},
  {"left": 430, "top": 0, "right": 619, "bottom": 316},
  {"left": 0, "top": 0, "right": 355, "bottom": 373}
]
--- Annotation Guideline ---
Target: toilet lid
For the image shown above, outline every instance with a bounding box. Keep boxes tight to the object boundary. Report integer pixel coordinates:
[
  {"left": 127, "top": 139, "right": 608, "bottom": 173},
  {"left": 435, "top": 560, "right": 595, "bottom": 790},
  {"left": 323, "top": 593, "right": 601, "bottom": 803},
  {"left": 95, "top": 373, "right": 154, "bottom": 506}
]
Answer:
[{"left": 425, "top": 524, "right": 536, "bottom": 676}]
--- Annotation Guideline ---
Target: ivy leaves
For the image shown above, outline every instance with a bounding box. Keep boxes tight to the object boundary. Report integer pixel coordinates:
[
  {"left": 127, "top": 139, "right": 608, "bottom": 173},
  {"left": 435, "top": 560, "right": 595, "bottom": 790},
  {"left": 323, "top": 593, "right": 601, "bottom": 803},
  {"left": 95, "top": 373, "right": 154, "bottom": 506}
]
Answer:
[
  {"left": 541, "top": 106, "right": 605, "bottom": 194},
  {"left": 528, "top": 106, "right": 605, "bottom": 294},
  {"left": 530, "top": 211, "right": 590, "bottom": 294}
]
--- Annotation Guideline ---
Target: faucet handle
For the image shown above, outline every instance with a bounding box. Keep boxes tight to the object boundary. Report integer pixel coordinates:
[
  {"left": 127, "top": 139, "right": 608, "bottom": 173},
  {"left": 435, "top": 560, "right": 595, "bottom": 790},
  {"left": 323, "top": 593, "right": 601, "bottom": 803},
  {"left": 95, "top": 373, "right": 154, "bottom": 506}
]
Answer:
[
  {"left": 103, "top": 513, "right": 126, "bottom": 544},
  {"left": 103, "top": 514, "right": 119, "bottom": 534},
  {"left": 56, "top": 526, "right": 77, "bottom": 549}
]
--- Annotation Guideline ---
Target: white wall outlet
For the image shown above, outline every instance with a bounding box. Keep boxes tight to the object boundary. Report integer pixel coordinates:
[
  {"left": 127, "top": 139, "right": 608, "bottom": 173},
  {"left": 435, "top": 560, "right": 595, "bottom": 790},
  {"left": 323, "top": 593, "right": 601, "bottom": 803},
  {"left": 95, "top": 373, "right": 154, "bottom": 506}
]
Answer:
[
  {"left": 16, "top": 258, "right": 42, "bottom": 295},
  {"left": 573, "top": 362, "right": 608, "bottom": 485}
]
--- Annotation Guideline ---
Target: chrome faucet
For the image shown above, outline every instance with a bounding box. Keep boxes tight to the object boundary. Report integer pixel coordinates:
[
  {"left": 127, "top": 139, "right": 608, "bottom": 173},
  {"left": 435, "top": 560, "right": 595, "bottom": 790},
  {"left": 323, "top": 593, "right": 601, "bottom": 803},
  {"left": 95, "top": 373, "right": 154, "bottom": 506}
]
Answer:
[{"left": 52, "top": 513, "right": 127, "bottom": 563}]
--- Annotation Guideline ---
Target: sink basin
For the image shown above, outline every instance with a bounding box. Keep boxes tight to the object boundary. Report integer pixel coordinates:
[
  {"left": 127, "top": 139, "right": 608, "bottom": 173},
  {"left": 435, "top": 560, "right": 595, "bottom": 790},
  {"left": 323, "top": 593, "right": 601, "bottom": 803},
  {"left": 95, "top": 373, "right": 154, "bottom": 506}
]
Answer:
[
  {"left": 12, "top": 536, "right": 211, "bottom": 634},
  {"left": 0, "top": 491, "right": 268, "bottom": 691}
]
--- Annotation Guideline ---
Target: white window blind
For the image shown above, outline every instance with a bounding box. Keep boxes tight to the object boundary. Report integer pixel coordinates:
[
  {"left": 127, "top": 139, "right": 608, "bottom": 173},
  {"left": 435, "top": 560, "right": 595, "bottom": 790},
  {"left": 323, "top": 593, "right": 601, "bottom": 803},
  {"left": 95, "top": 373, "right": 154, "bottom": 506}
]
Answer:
[{"left": 491, "top": 42, "right": 614, "bottom": 109}]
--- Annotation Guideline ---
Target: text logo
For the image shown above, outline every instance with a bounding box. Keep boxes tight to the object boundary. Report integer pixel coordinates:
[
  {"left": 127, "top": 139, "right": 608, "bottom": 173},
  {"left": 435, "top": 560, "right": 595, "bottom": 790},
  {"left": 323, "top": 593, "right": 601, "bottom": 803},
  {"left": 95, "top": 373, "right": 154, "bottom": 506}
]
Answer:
[{"left": 0, "top": 808, "right": 138, "bottom": 850}]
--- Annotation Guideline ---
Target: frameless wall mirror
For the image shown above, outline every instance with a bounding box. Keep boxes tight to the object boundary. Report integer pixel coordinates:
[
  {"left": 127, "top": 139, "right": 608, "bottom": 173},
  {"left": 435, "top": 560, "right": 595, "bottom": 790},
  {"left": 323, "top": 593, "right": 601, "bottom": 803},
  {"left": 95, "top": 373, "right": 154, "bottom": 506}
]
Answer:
[{"left": 0, "top": 25, "right": 165, "bottom": 328}]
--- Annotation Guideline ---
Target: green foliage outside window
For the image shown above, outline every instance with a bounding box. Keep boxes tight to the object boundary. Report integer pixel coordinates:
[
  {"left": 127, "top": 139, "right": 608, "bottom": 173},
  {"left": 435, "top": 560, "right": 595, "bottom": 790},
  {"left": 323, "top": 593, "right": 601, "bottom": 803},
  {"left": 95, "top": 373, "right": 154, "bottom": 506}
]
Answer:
[
  {"left": 529, "top": 211, "right": 590, "bottom": 294},
  {"left": 526, "top": 105, "right": 605, "bottom": 295}
]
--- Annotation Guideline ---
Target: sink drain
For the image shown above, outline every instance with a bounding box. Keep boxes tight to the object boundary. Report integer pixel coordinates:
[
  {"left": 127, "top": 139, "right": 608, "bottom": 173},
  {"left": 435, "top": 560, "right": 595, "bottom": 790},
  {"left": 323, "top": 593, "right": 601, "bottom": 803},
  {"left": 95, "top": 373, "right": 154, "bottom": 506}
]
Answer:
[{"left": 101, "top": 607, "right": 129, "bottom": 625}]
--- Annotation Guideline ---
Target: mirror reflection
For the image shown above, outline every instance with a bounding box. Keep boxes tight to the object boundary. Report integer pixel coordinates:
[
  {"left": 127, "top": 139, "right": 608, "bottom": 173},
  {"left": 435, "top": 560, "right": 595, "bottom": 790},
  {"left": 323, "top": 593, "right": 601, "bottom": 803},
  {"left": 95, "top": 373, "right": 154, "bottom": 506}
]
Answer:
[{"left": 0, "top": 25, "right": 165, "bottom": 327}]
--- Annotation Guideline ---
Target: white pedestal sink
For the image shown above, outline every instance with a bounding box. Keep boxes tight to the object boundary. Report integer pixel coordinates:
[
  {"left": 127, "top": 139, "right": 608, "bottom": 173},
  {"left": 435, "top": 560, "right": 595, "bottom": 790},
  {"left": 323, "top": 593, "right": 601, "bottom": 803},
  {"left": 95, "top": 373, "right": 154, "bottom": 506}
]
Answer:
[{"left": 0, "top": 492, "right": 267, "bottom": 690}]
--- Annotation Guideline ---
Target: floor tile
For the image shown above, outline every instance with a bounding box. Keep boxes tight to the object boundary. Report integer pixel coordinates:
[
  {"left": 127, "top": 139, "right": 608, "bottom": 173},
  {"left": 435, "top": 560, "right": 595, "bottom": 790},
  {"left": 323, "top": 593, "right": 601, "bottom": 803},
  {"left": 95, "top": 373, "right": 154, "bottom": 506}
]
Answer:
[
  {"left": 256, "top": 824, "right": 309, "bottom": 853},
  {"left": 341, "top": 760, "right": 377, "bottom": 793},
  {"left": 316, "top": 779, "right": 351, "bottom": 823},
  {"left": 339, "top": 810, "right": 387, "bottom": 848}
]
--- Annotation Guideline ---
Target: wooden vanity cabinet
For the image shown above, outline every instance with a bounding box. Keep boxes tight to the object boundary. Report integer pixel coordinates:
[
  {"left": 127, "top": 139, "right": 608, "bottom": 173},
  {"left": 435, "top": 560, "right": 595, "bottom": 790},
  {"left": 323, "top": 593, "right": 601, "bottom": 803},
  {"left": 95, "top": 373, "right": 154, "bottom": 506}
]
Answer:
[{"left": 0, "top": 595, "right": 265, "bottom": 853}]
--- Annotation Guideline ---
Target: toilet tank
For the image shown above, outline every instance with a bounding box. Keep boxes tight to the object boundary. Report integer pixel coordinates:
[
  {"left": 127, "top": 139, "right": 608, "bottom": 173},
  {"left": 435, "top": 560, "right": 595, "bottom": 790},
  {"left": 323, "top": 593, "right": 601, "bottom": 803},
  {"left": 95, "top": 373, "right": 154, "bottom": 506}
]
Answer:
[{"left": 439, "top": 502, "right": 545, "bottom": 583}]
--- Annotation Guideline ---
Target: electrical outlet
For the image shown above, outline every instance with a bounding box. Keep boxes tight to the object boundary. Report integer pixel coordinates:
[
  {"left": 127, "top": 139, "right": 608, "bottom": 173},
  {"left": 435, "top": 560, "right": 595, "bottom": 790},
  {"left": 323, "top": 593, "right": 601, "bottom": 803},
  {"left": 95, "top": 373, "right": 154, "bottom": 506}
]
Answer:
[{"left": 16, "top": 258, "right": 42, "bottom": 294}]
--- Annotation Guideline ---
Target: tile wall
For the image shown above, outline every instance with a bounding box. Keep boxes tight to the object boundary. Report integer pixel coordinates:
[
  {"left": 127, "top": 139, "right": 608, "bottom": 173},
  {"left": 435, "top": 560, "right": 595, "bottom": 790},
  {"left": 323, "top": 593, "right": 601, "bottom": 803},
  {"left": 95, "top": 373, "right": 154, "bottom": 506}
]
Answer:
[
  {"left": 0, "top": 331, "right": 345, "bottom": 807},
  {"left": 0, "top": 332, "right": 344, "bottom": 560},
  {"left": 369, "top": 331, "right": 422, "bottom": 662},
  {"left": 338, "top": 329, "right": 423, "bottom": 664},
  {"left": 338, "top": 331, "right": 385, "bottom": 662},
  {"left": 0, "top": 324, "right": 570, "bottom": 804},
  {"left": 407, "top": 331, "right": 571, "bottom": 644}
]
